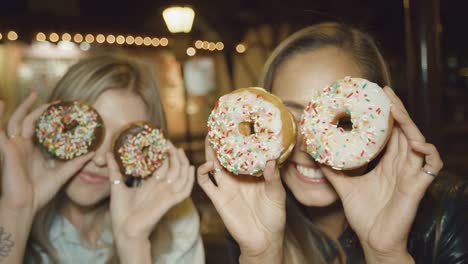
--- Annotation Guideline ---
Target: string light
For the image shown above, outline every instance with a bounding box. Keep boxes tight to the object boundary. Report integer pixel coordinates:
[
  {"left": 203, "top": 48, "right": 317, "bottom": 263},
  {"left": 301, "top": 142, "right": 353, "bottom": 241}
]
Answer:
[
  {"left": 160, "top": 37, "right": 169, "bottom": 46},
  {"left": 49, "top": 33, "right": 59, "bottom": 42},
  {"left": 116, "top": 35, "right": 125, "bottom": 45},
  {"left": 106, "top": 34, "right": 116, "bottom": 44},
  {"left": 151, "top": 38, "right": 160, "bottom": 46},
  {"left": 202, "top": 41, "right": 209, "bottom": 50},
  {"left": 36, "top": 32, "right": 46, "bottom": 41},
  {"left": 80, "top": 42, "right": 91, "bottom": 51},
  {"left": 73, "top": 33, "right": 83, "bottom": 43},
  {"left": 62, "top": 33, "right": 71, "bottom": 41},
  {"left": 85, "top": 34, "right": 95, "bottom": 43},
  {"left": 236, "top": 43, "right": 246, "bottom": 53},
  {"left": 96, "top": 34, "right": 105, "bottom": 43},
  {"left": 195, "top": 40, "right": 203, "bottom": 49},
  {"left": 208, "top": 42, "right": 216, "bottom": 51},
  {"left": 134, "top": 36, "right": 143, "bottom": 45},
  {"left": 186, "top": 47, "right": 196, "bottom": 56},
  {"left": 0, "top": 33, "right": 2, "bottom": 40},
  {"left": 126, "top": 36, "right": 135, "bottom": 45},
  {"left": 215, "top": 42, "right": 224, "bottom": 50},
  {"left": 7, "top": 31, "right": 18, "bottom": 41},
  {"left": 143, "top": 37, "right": 152, "bottom": 46}
]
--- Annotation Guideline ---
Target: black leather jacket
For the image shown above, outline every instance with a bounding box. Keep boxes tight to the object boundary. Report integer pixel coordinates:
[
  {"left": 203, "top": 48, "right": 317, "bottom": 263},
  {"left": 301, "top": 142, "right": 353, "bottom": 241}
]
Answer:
[{"left": 227, "top": 175, "right": 468, "bottom": 263}]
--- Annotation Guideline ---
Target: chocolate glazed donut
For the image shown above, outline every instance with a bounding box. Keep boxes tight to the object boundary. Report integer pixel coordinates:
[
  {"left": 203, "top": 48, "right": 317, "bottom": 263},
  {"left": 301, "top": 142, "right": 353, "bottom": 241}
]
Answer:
[
  {"left": 35, "top": 101, "right": 104, "bottom": 160},
  {"left": 112, "top": 121, "right": 169, "bottom": 180}
]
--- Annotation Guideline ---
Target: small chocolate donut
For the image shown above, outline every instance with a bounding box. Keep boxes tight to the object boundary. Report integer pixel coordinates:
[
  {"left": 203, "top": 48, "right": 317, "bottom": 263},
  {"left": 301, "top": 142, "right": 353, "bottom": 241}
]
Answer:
[
  {"left": 35, "top": 101, "right": 104, "bottom": 160},
  {"left": 112, "top": 121, "right": 169, "bottom": 178}
]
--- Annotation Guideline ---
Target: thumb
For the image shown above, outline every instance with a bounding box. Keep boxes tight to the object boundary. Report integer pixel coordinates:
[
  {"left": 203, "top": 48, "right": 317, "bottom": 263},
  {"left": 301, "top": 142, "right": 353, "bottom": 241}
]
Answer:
[
  {"left": 263, "top": 160, "right": 286, "bottom": 203},
  {"left": 54, "top": 151, "right": 95, "bottom": 186},
  {"left": 320, "top": 165, "right": 353, "bottom": 201}
]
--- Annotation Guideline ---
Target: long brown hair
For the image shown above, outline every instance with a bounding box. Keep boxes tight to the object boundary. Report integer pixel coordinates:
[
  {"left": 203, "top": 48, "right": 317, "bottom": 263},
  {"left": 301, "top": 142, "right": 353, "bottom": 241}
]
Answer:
[{"left": 260, "top": 22, "right": 391, "bottom": 263}]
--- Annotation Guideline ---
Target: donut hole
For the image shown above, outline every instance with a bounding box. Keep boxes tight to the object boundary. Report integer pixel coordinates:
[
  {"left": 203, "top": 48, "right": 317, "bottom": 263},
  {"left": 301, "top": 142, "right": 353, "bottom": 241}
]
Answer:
[
  {"left": 334, "top": 112, "right": 353, "bottom": 131},
  {"left": 142, "top": 145, "right": 150, "bottom": 156},
  {"left": 239, "top": 122, "right": 255, "bottom": 136},
  {"left": 64, "top": 120, "right": 79, "bottom": 133}
]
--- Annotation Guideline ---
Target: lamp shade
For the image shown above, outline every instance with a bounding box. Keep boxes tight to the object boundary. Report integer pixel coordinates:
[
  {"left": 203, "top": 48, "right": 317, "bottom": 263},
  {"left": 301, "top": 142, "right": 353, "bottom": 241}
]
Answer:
[{"left": 163, "top": 6, "right": 195, "bottom": 33}]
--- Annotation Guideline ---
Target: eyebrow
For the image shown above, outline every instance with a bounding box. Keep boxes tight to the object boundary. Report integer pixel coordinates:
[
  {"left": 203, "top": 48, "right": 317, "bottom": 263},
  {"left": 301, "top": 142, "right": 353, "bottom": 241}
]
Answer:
[{"left": 283, "top": 101, "right": 306, "bottom": 111}]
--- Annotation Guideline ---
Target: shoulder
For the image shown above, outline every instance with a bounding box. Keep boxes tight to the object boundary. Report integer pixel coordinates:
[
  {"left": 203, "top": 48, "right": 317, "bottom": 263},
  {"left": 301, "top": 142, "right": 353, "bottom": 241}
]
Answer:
[{"left": 409, "top": 174, "right": 468, "bottom": 263}]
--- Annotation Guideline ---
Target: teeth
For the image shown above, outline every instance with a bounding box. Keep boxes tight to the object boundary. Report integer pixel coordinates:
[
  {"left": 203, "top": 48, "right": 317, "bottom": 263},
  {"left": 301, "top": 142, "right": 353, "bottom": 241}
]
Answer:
[{"left": 296, "top": 165, "right": 323, "bottom": 179}]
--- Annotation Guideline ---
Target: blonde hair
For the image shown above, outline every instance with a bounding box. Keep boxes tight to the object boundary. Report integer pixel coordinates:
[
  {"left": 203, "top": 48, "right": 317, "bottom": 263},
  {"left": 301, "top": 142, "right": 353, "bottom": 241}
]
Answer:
[
  {"left": 27, "top": 54, "right": 169, "bottom": 263},
  {"left": 260, "top": 22, "right": 391, "bottom": 264}
]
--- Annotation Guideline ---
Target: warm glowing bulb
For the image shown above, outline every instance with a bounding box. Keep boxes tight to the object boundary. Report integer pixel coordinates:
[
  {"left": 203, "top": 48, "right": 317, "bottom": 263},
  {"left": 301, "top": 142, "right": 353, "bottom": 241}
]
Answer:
[
  {"left": 62, "top": 33, "right": 71, "bottom": 41},
  {"left": 236, "top": 43, "right": 246, "bottom": 53},
  {"left": 96, "top": 34, "right": 105, "bottom": 43},
  {"left": 106, "top": 35, "right": 116, "bottom": 44},
  {"left": 162, "top": 6, "right": 195, "bottom": 33},
  {"left": 151, "top": 38, "right": 160, "bottom": 46},
  {"left": 143, "top": 37, "right": 152, "bottom": 46},
  {"left": 85, "top": 34, "right": 95, "bottom": 43},
  {"left": 36, "top": 32, "right": 46, "bottom": 41},
  {"left": 0, "top": 33, "right": 2, "bottom": 40},
  {"left": 49, "top": 33, "right": 59, "bottom": 42},
  {"left": 215, "top": 42, "right": 224, "bottom": 50},
  {"left": 116, "top": 35, "right": 125, "bottom": 44},
  {"left": 126, "top": 36, "right": 135, "bottom": 45},
  {"left": 202, "top": 41, "right": 209, "bottom": 50},
  {"left": 73, "top": 33, "right": 83, "bottom": 43},
  {"left": 208, "top": 42, "right": 216, "bottom": 51},
  {"left": 134, "top": 36, "right": 143, "bottom": 45},
  {"left": 7, "top": 31, "right": 18, "bottom": 41},
  {"left": 186, "top": 47, "right": 196, "bottom": 56},
  {"left": 194, "top": 40, "right": 203, "bottom": 49},
  {"left": 160, "top": 37, "right": 169, "bottom": 46}
]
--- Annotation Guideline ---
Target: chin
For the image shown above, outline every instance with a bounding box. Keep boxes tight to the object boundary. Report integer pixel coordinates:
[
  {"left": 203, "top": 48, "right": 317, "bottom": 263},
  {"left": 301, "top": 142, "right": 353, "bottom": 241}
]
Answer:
[
  {"left": 64, "top": 177, "right": 110, "bottom": 207},
  {"left": 282, "top": 163, "right": 340, "bottom": 207}
]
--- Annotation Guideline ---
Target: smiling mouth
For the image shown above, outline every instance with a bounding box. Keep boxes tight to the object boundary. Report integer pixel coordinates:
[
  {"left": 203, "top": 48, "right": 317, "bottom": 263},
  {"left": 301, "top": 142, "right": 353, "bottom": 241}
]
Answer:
[{"left": 291, "top": 163, "right": 327, "bottom": 184}]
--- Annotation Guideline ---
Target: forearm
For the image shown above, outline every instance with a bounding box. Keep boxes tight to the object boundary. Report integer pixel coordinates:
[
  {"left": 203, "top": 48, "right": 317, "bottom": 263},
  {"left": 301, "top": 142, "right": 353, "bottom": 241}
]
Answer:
[
  {"left": 115, "top": 237, "right": 152, "bottom": 264},
  {"left": 0, "top": 201, "right": 34, "bottom": 264}
]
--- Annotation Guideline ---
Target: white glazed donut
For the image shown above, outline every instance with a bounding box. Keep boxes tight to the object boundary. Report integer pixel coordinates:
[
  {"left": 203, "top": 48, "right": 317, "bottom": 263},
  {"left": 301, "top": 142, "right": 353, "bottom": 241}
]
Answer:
[
  {"left": 207, "top": 87, "right": 296, "bottom": 176},
  {"left": 300, "top": 77, "right": 393, "bottom": 170}
]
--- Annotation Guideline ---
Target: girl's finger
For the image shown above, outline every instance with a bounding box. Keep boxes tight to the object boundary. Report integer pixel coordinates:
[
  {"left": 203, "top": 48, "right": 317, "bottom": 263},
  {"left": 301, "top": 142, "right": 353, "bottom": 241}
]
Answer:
[
  {"left": 384, "top": 86, "right": 409, "bottom": 115},
  {"left": 7, "top": 92, "right": 38, "bottom": 136},
  {"left": 169, "top": 148, "right": 189, "bottom": 184},
  {"left": 391, "top": 106, "right": 425, "bottom": 168},
  {"left": 166, "top": 143, "right": 181, "bottom": 183},
  {"left": 106, "top": 152, "right": 127, "bottom": 194},
  {"left": 54, "top": 152, "right": 95, "bottom": 186},
  {"left": 22, "top": 103, "right": 51, "bottom": 139},
  {"left": 197, "top": 161, "right": 219, "bottom": 199},
  {"left": 410, "top": 141, "right": 443, "bottom": 181},
  {"left": 321, "top": 165, "right": 353, "bottom": 202},
  {"left": 263, "top": 161, "right": 286, "bottom": 203},
  {"left": 179, "top": 165, "right": 195, "bottom": 198},
  {"left": 382, "top": 126, "right": 399, "bottom": 163},
  {"left": 391, "top": 104, "right": 425, "bottom": 143}
]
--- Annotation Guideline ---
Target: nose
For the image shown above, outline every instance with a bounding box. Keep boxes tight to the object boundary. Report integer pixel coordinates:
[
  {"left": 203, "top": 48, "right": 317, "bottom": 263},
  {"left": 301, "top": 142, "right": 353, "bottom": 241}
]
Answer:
[{"left": 92, "top": 136, "right": 112, "bottom": 167}]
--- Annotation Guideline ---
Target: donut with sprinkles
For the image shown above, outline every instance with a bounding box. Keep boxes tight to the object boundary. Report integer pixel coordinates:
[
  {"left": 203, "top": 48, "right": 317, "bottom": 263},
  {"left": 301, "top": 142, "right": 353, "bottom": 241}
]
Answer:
[
  {"left": 300, "top": 77, "right": 393, "bottom": 170},
  {"left": 207, "top": 87, "right": 296, "bottom": 176},
  {"left": 112, "top": 122, "right": 169, "bottom": 178},
  {"left": 35, "top": 101, "right": 104, "bottom": 160}
]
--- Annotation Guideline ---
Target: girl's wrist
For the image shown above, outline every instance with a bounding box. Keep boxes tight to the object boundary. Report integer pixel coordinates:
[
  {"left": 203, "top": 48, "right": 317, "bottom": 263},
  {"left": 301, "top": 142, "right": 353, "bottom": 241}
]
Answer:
[
  {"left": 362, "top": 243, "right": 414, "bottom": 264},
  {"left": 239, "top": 236, "right": 284, "bottom": 264},
  {"left": 115, "top": 235, "right": 152, "bottom": 264}
]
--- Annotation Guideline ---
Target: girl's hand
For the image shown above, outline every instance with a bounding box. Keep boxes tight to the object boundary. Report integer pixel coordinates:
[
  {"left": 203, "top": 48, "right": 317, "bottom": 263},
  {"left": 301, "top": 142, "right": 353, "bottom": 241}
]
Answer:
[
  {"left": 0, "top": 94, "right": 94, "bottom": 215},
  {"left": 197, "top": 140, "right": 286, "bottom": 263},
  {"left": 322, "top": 87, "right": 442, "bottom": 263},
  {"left": 108, "top": 142, "right": 194, "bottom": 263}
]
